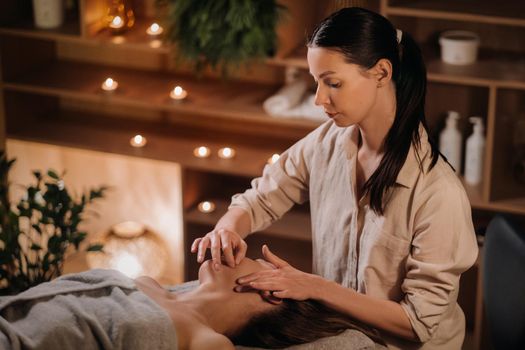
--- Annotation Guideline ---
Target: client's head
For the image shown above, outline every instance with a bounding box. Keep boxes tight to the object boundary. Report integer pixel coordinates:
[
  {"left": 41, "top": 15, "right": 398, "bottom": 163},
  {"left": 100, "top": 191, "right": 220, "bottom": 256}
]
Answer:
[
  {"left": 231, "top": 296, "right": 378, "bottom": 348},
  {"left": 198, "top": 257, "right": 377, "bottom": 348}
]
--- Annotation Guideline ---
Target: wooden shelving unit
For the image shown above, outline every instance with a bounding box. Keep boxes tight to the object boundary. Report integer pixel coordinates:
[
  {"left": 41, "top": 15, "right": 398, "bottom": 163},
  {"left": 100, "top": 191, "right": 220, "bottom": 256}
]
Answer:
[
  {"left": 1, "top": 1, "right": 524, "bottom": 348},
  {"left": 382, "top": 0, "right": 525, "bottom": 27}
]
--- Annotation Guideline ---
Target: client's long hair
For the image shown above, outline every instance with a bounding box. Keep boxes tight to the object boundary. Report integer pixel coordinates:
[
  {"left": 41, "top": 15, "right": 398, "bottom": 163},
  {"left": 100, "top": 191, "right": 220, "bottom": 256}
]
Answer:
[{"left": 231, "top": 298, "right": 383, "bottom": 348}]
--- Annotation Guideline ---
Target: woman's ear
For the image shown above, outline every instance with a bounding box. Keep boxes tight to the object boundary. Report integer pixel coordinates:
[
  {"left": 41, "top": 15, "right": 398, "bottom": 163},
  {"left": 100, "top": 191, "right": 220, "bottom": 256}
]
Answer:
[{"left": 371, "top": 58, "right": 393, "bottom": 87}]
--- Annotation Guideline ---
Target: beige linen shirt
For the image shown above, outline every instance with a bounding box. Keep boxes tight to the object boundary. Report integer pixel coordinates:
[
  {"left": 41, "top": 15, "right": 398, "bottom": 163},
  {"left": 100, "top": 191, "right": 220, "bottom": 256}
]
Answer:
[{"left": 229, "top": 120, "right": 478, "bottom": 350}]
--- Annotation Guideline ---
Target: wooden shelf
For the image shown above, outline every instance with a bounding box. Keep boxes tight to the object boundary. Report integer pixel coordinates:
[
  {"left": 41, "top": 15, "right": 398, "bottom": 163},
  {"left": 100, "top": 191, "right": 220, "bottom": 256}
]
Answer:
[
  {"left": 266, "top": 44, "right": 525, "bottom": 89},
  {"left": 424, "top": 49, "right": 525, "bottom": 89},
  {"left": 0, "top": 20, "right": 170, "bottom": 53},
  {"left": 0, "top": 19, "right": 81, "bottom": 40},
  {"left": 6, "top": 107, "right": 284, "bottom": 178},
  {"left": 2, "top": 60, "right": 321, "bottom": 130},
  {"left": 185, "top": 199, "right": 311, "bottom": 241},
  {"left": 385, "top": 0, "right": 525, "bottom": 27}
]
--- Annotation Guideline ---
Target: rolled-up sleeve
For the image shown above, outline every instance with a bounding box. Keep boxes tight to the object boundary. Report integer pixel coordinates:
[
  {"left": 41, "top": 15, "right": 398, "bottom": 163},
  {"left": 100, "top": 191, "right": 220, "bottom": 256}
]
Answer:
[
  {"left": 400, "top": 179, "right": 479, "bottom": 342},
  {"left": 229, "top": 125, "right": 325, "bottom": 233}
]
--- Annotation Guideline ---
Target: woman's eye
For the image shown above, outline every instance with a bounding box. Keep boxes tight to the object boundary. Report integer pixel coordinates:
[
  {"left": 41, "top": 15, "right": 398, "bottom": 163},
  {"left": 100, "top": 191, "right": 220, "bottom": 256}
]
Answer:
[{"left": 325, "top": 81, "right": 341, "bottom": 88}]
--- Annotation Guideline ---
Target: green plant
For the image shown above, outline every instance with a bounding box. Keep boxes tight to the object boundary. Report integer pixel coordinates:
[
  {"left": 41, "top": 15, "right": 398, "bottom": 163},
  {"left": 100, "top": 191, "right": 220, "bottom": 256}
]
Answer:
[
  {"left": 0, "top": 152, "right": 107, "bottom": 295},
  {"left": 158, "top": 0, "right": 286, "bottom": 76}
]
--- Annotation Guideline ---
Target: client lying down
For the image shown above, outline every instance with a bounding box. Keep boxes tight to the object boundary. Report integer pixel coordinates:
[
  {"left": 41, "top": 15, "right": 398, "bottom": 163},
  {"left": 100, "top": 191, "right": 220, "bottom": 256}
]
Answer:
[{"left": 0, "top": 256, "right": 378, "bottom": 350}]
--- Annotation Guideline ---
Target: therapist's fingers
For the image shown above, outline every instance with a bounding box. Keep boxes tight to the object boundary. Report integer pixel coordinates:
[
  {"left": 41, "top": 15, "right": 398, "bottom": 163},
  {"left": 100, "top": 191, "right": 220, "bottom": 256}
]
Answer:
[
  {"left": 210, "top": 234, "right": 222, "bottom": 270},
  {"left": 234, "top": 239, "right": 248, "bottom": 265},
  {"left": 197, "top": 237, "right": 210, "bottom": 263},
  {"left": 221, "top": 237, "right": 235, "bottom": 268},
  {"left": 236, "top": 269, "right": 276, "bottom": 284},
  {"left": 247, "top": 280, "right": 283, "bottom": 292},
  {"left": 262, "top": 245, "right": 290, "bottom": 268},
  {"left": 191, "top": 238, "right": 202, "bottom": 253}
]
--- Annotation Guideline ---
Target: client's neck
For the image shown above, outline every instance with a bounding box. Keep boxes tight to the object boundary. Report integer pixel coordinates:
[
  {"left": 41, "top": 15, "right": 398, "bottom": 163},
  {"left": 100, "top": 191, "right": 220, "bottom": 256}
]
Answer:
[{"left": 175, "top": 282, "right": 249, "bottom": 336}]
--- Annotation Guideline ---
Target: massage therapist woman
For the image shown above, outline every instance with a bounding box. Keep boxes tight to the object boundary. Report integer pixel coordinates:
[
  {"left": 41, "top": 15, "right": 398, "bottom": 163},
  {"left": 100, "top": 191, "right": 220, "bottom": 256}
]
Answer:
[{"left": 192, "top": 7, "right": 478, "bottom": 349}]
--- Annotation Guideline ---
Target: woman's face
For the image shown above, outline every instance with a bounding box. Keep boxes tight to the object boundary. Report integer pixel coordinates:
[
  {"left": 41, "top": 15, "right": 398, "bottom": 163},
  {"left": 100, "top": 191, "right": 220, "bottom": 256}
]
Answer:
[
  {"left": 198, "top": 257, "right": 274, "bottom": 290},
  {"left": 307, "top": 47, "right": 379, "bottom": 127}
]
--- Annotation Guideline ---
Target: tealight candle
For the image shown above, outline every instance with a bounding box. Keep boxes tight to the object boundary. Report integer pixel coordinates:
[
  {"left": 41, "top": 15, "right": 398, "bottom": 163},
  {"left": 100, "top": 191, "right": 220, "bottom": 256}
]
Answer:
[
  {"left": 146, "top": 23, "right": 163, "bottom": 36},
  {"left": 268, "top": 153, "right": 280, "bottom": 164},
  {"left": 193, "top": 146, "right": 211, "bottom": 158},
  {"left": 198, "top": 201, "right": 216, "bottom": 214},
  {"left": 130, "top": 134, "right": 147, "bottom": 148},
  {"left": 101, "top": 77, "right": 118, "bottom": 92},
  {"left": 218, "top": 147, "right": 236, "bottom": 159},
  {"left": 169, "top": 86, "right": 188, "bottom": 101},
  {"left": 109, "top": 16, "right": 124, "bottom": 29}
]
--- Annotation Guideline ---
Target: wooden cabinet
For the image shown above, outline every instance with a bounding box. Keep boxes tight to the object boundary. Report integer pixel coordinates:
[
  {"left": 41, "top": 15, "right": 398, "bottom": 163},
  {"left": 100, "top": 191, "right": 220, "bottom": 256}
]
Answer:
[{"left": 1, "top": 1, "right": 524, "bottom": 348}]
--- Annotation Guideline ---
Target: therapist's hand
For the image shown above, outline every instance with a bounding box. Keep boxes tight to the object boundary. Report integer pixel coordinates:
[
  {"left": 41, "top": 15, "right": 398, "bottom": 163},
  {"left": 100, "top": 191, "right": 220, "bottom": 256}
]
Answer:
[
  {"left": 234, "top": 245, "right": 325, "bottom": 301},
  {"left": 191, "top": 228, "right": 247, "bottom": 270}
]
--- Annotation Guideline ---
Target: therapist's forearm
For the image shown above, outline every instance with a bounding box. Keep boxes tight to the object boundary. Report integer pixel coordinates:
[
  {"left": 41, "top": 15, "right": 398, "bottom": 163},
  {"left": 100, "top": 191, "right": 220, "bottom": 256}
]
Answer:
[
  {"left": 314, "top": 279, "right": 418, "bottom": 341},
  {"left": 214, "top": 207, "right": 252, "bottom": 239}
]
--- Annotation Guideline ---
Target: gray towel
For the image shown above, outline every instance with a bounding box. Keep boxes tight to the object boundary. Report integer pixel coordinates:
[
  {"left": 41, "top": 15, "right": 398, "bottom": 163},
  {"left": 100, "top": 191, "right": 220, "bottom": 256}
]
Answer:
[{"left": 0, "top": 269, "right": 178, "bottom": 350}]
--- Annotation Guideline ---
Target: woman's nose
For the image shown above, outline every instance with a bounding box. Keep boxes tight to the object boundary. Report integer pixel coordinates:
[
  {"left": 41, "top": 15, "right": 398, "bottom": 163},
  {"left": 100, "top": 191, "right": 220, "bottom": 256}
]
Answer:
[{"left": 314, "top": 85, "right": 330, "bottom": 106}]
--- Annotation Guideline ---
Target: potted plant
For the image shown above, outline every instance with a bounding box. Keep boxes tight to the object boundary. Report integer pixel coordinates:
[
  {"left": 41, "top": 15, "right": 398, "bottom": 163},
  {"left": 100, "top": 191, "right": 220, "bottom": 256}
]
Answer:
[
  {"left": 157, "top": 0, "right": 286, "bottom": 76},
  {"left": 0, "top": 151, "right": 107, "bottom": 295}
]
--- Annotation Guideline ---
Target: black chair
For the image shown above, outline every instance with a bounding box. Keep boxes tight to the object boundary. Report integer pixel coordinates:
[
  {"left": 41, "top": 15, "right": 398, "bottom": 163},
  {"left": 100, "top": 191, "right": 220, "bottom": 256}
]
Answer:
[{"left": 483, "top": 215, "right": 525, "bottom": 350}]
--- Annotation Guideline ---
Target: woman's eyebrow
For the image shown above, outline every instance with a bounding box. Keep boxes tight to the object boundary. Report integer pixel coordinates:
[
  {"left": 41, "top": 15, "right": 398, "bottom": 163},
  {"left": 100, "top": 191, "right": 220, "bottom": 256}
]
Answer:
[
  {"left": 319, "top": 71, "right": 336, "bottom": 79},
  {"left": 309, "top": 70, "right": 336, "bottom": 79}
]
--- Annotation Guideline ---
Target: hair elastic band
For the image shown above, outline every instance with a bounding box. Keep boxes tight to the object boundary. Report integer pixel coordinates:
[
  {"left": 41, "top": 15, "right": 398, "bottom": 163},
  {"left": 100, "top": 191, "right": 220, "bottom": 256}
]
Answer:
[{"left": 396, "top": 29, "right": 403, "bottom": 44}]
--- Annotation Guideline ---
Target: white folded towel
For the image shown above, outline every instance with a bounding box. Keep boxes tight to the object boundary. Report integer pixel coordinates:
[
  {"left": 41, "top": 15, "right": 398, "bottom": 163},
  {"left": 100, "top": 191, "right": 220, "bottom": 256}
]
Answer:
[
  {"left": 263, "top": 79, "right": 308, "bottom": 115},
  {"left": 284, "top": 95, "right": 327, "bottom": 122}
]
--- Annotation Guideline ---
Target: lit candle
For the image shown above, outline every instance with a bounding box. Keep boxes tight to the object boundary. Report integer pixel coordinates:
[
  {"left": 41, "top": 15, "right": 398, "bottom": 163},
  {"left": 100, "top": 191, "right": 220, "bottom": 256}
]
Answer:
[
  {"left": 218, "top": 147, "right": 236, "bottom": 159},
  {"left": 109, "top": 16, "right": 124, "bottom": 29},
  {"left": 198, "top": 201, "right": 216, "bottom": 213},
  {"left": 130, "top": 134, "right": 147, "bottom": 148},
  {"left": 169, "top": 86, "right": 188, "bottom": 101},
  {"left": 268, "top": 153, "right": 280, "bottom": 164},
  {"left": 101, "top": 77, "right": 118, "bottom": 92},
  {"left": 193, "top": 146, "right": 211, "bottom": 158},
  {"left": 146, "top": 23, "right": 163, "bottom": 36}
]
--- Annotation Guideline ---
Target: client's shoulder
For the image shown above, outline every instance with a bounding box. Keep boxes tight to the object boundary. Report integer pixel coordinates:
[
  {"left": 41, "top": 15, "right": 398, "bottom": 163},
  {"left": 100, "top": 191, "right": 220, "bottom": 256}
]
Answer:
[{"left": 189, "top": 328, "right": 234, "bottom": 350}]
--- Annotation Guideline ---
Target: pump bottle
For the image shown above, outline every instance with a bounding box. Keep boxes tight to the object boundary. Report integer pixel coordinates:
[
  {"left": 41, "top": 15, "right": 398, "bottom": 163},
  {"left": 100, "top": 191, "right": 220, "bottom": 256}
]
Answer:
[
  {"left": 464, "top": 117, "right": 485, "bottom": 185},
  {"left": 439, "top": 110, "right": 462, "bottom": 174}
]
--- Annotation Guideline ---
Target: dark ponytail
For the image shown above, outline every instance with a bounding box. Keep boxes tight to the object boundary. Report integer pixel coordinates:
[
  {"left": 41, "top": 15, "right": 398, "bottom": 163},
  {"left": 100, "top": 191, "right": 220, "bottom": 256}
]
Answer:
[
  {"left": 232, "top": 298, "right": 382, "bottom": 348},
  {"left": 308, "top": 7, "right": 440, "bottom": 215}
]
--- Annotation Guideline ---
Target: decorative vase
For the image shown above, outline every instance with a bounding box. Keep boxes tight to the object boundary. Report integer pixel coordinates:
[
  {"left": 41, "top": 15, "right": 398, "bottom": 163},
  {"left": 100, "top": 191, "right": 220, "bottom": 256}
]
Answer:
[{"left": 32, "top": 0, "right": 64, "bottom": 29}]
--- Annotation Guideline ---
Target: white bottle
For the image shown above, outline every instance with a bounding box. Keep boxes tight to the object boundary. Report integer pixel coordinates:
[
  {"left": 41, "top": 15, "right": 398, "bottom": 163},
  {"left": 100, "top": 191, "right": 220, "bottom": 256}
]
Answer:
[
  {"left": 439, "top": 110, "right": 462, "bottom": 174},
  {"left": 464, "top": 117, "right": 485, "bottom": 185},
  {"left": 33, "top": 0, "right": 64, "bottom": 29}
]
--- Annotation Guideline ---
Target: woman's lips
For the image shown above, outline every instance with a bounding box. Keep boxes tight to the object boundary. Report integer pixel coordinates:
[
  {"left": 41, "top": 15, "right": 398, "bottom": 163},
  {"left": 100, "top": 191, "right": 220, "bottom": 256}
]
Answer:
[{"left": 325, "top": 111, "right": 339, "bottom": 118}]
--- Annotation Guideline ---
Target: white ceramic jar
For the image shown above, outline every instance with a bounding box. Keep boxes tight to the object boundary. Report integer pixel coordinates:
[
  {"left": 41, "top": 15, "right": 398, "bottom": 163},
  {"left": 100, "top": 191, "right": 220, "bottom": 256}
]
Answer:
[
  {"left": 32, "top": 0, "right": 64, "bottom": 29},
  {"left": 439, "top": 30, "right": 480, "bottom": 65}
]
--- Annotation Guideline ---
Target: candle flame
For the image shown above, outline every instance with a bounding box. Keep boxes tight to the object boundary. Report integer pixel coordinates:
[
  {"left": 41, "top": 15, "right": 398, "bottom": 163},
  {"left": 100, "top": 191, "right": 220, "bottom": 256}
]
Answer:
[
  {"left": 219, "top": 147, "right": 235, "bottom": 159},
  {"left": 198, "top": 201, "right": 216, "bottom": 213},
  {"left": 111, "top": 16, "right": 124, "bottom": 28},
  {"left": 268, "top": 153, "right": 280, "bottom": 164},
  {"left": 194, "top": 146, "right": 211, "bottom": 158}
]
